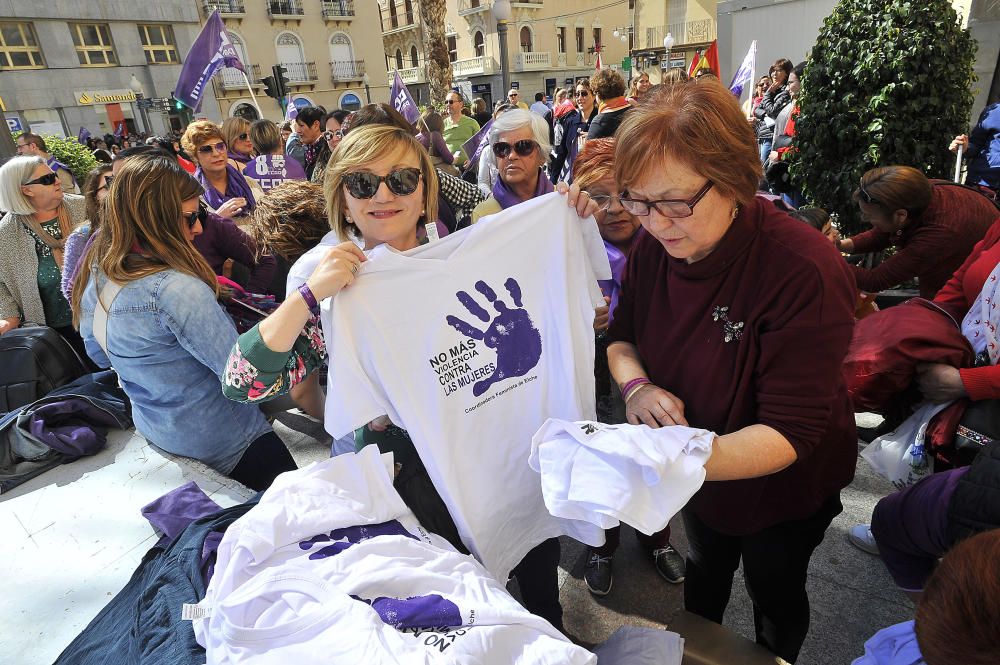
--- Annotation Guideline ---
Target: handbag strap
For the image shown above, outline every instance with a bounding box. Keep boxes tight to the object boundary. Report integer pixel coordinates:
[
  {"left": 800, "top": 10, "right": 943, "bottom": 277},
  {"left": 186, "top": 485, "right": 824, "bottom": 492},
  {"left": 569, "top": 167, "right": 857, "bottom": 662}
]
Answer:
[{"left": 92, "top": 277, "right": 123, "bottom": 355}]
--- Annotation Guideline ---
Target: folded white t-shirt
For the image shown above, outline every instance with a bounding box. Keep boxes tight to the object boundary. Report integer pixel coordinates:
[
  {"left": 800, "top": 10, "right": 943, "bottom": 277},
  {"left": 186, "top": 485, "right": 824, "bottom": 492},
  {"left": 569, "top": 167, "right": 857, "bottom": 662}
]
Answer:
[{"left": 529, "top": 420, "right": 715, "bottom": 535}]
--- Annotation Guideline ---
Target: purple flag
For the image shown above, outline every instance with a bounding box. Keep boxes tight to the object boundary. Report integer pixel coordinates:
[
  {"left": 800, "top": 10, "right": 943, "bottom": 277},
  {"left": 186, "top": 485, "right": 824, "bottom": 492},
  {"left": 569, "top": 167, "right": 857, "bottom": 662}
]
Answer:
[
  {"left": 113, "top": 122, "right": 124, "bottom": 138},
  {"left": 174, "top": 10, "right": 245, "bottom": 112},
  {"left": 462, "top": 119, "right": 493, "bottom": 166},
  {"left": 77, "top": 127, "right": 91, "bottom": 144},
  {"left": 390, "top": 70, "right": 420, "bottom": 124}
]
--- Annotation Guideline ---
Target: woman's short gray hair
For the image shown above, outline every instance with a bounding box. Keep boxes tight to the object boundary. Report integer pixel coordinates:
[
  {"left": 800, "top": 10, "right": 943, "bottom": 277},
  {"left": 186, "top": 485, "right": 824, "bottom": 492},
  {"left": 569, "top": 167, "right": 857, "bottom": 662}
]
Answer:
[
  {"left": 489, "top": 108, "right": 551, "bottom": 158},
  {"left": 0, "top": 156, "right": 47, "bottom": 215}
]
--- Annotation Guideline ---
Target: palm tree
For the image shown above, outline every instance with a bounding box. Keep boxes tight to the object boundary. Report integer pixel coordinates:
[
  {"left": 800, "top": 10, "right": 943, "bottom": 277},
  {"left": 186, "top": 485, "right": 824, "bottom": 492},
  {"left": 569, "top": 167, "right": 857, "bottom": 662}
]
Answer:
[{"left": 419, "top": 0, "right": 453, "bottom": 105}]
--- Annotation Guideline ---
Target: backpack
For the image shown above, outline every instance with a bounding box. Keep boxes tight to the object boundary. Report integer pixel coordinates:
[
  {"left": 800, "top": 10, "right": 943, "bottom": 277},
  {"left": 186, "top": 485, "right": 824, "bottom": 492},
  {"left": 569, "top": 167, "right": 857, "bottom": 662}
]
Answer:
[{"left": 0, "top": 326, "right": 88, "bottom": 412}]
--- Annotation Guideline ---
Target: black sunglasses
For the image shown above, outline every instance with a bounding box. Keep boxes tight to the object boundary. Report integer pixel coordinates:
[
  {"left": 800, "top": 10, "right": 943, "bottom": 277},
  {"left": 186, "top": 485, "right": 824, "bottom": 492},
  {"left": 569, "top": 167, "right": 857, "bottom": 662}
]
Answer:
[
  {"left": 182, "top": 204, "right": 207, "bottom": 228},
  {"left": 238, "top": 133, "right": 249, "bottom": 141},
  {"left": 24, "top": 172, "right": 59, "bottom": 186},
  {"left": 492, "top": 139, "right": 537, "bottom": 159},
  {"left": 858, "top": 182, "right": 879, "bottom": 205},
  {"left": 575, "top": 90, "right": 590, "bottom": 97},
  {"left": 343, "top": 168, "right": 422, "bottom": 199}
]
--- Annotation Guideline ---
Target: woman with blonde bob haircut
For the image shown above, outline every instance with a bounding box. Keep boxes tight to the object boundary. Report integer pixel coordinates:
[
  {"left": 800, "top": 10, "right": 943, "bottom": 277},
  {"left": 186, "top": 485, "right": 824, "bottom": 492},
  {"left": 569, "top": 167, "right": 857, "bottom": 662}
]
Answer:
[
  {"left": 605, "top": 79, "right": 860, "bottom": 662},
  {"left": 73, "top": 153, "right": 296, "bottom": 490}
]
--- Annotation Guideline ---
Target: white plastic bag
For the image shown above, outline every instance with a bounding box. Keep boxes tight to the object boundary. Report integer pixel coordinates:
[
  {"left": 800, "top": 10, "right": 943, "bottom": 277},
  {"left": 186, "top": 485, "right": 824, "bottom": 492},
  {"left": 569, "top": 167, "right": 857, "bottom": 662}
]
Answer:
[{"left": 860, "top": 401, "right": 951, "bottom": 489}]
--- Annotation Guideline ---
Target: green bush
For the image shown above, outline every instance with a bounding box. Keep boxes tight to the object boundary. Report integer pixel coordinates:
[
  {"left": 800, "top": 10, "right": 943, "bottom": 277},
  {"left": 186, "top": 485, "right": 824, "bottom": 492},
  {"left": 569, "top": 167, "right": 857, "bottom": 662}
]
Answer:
[
  {"left": 10, "top": 131, "right": 98, "bottom": 184},
  {"left": 791, "top": 0, "right": 976, "bottom": 236}
]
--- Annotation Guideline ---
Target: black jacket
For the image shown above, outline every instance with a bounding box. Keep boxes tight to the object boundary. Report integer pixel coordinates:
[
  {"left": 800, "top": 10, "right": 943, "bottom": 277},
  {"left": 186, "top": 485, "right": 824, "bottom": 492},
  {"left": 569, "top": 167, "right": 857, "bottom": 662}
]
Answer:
[
  {"left": 948, "top": 438, "right": 1000, "bottom": 543},
  {"left": 753, "top": 85, "right": 792, "bottom": 142},
  {"left": 587, "top": 105, "right": 633, "bottom": 140}
]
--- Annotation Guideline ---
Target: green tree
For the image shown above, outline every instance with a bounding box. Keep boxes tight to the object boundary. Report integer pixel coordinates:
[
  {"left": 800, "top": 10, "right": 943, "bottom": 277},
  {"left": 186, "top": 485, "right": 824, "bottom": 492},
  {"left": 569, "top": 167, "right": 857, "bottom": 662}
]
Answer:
[
  {"left": 791, "top": 0, "right": 977, "bottom": 236},
  {"left": 10, "top": 131, "right": 98, "bottom": 185}
]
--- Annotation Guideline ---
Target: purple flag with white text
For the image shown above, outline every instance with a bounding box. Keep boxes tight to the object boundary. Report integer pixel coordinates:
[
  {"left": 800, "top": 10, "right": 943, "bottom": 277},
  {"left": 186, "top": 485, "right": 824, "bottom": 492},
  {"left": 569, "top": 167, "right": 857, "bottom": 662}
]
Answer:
[
  {"left": 390, "top": 70, "right": 420, "bottom": 124},
  {"left": 462, "top": 119, "right": 493, "bottom": 167},
  {"left": 174, "top": 11, "right": 245, "bottom": 112},
  {"left": 728, "top": 40, "right": 757, "bottom": 99}
]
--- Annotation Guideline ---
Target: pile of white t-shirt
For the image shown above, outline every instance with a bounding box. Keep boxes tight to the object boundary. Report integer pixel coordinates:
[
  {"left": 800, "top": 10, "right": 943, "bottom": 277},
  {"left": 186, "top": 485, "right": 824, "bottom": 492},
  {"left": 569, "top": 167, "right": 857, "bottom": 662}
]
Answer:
[
  {"left": 529, "top": 419, "right": 715, "bottom": 535},
  {"left": 193, "top": 446, "right": 595, "bottom": 664},
  {"left": 293, "top": 193, "right": 613, "bottom": 581}
]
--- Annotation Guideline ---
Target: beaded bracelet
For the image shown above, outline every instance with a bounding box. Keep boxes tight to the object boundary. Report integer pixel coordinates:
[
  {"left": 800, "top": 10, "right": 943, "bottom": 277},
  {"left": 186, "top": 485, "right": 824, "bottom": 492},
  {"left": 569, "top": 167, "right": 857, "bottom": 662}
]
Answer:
[{"left": 620, "top": 377, "right": 652, "bottom": 403}]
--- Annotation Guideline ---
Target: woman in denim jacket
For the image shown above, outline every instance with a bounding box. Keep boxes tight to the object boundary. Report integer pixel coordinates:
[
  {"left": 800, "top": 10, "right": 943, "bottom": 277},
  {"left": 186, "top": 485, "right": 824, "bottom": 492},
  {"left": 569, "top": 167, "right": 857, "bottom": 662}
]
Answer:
[{"left": 70, "top": 154, "right": 296, "bottom": 490}]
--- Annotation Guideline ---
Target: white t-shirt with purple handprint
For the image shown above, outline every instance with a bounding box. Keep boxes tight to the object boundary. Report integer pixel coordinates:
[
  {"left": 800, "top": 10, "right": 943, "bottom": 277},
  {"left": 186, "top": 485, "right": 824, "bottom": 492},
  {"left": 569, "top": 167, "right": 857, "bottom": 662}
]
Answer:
[{"left": 316, "top": 193, "right": 612, "bottom": 580}]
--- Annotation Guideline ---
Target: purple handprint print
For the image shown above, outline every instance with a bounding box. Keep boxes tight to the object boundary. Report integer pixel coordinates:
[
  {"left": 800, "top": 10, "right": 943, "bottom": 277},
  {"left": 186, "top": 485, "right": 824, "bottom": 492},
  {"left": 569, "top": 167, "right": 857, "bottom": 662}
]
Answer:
[{"left": 446, "top": 278, "right": 542, "bottom": 397}]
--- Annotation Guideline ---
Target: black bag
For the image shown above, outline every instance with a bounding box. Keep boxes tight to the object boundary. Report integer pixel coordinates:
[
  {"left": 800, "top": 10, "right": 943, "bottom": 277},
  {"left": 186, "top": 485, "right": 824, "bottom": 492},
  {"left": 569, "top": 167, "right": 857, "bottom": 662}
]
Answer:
[
  {"left": 954, "top": 398, "right": 1000, "bottom": 466},
  {"left": 0, "top": 326, "right": 88, "bottom": 412}
]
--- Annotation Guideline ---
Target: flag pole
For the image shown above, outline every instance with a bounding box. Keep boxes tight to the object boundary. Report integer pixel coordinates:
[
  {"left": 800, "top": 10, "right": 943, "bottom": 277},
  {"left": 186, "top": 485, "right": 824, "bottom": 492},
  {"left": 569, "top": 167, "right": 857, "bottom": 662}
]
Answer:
[
  {"left": 241, "top": 70, "right": 263, "bottom": 117},
  {"left": 748, "top": 42, "right": 756, "bottom": 106},
  {"left": 954, "top": 145, "right": 964, "bottom": 183}
]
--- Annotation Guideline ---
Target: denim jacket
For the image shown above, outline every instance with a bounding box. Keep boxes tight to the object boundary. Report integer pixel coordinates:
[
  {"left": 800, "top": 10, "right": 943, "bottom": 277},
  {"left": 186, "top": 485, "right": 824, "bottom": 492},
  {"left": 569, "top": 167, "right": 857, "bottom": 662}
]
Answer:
[{"left": 79, "top": 268, "right": 271, "bottom": 473}]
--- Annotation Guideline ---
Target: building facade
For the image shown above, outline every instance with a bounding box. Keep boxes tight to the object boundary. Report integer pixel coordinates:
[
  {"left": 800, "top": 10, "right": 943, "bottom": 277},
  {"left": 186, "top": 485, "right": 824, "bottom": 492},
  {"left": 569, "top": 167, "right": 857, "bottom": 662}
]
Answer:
[
  {"left": 1, "top": 0, "right": 218, "bottom": 139},
  {"left": 631, "top": 0, "right": 718, "bottom": 84},
  {"left": 200, "top": 0, "right": 389, "bottom": 122},
  {"left": 379, "top": 0, "right": 633, "bottom": 110}
]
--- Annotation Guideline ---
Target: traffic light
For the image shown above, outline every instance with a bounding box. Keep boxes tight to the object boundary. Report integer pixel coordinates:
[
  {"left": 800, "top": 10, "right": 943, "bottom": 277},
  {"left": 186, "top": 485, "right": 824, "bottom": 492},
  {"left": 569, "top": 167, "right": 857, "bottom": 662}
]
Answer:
[
  {"left": 262, "top": 75, "right": 280, "bottom": 100},
  {"left": 272, "top": 64, "right": 289, "bottom": 100},
  {"left": 172, "top": 96, "right": 185, "bottom": 111}
]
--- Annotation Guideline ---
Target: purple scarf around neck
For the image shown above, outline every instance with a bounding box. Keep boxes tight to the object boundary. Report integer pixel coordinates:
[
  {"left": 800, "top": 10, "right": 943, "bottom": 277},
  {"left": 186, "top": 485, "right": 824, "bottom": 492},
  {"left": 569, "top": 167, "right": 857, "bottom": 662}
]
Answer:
[
  {"left": 491, "top": 168, "right": 554, "bottom": 209},
  {"left": 228, "top": 150, "right": 252, "bottom": 165},
  {"left": 196, "top": 163, "right": 256, "bottom": 213}
]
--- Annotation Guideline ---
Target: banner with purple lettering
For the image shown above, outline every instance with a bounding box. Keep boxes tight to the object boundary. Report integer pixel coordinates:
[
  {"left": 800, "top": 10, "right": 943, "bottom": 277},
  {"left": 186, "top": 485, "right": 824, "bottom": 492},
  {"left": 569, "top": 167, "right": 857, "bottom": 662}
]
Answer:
[
  {"left": 462, "top": 119, "right": 493, "bottom": 167},
  {"left": 243, "top": 154, "right": 306, "bottom": 193},
  {"left": 174, "top": 10, "right": 245, "bottom": 112},
  {"left": 390, "top": 70, "right": 420, "bottom": 124}
]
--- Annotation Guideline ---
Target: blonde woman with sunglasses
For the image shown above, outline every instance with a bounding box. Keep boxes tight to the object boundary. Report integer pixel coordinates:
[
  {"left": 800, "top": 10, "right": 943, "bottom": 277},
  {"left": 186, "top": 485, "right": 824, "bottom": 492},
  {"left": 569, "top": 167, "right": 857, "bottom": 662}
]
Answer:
[{"left": 0, "top": 156, "right": 86, "bottom": 353}]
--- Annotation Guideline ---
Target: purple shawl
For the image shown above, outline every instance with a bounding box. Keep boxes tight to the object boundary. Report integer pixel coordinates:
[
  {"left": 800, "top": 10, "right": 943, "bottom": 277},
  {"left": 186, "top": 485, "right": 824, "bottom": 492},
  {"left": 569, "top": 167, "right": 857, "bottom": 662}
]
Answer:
[
  {"left": 228, "top": 150, "right": 252, "bottom": 166},
  {"left": 598, "top": 241, "right": 627, "bottom": 324},
  {"left": 196, "top": 164, "right": 256, "bottom": 214},
  {"left": 491, "top": 167, "right": 555, "bottom": 209}
]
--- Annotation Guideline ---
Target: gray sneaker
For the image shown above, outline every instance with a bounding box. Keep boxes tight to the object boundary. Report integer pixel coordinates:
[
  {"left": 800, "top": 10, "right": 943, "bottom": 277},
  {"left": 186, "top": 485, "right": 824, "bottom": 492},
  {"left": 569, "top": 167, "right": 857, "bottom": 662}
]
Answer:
[
  {"left": 652, "top": 544, "right": 686, "bottom": 584},
  {"left": 848, "top": 524, "right": 880, "bottom": 555},
  {"left": 584, "top": 553, "right": 613, "bottom": 596}
]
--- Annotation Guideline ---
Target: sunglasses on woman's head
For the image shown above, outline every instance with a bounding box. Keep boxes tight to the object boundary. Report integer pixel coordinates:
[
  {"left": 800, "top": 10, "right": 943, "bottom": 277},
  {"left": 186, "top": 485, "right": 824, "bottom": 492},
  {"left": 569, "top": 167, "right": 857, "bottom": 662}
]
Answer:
[
  {"left": 24, "top": 172, "right": 59, "bottom": 186},
  {"left": 858, "top": 182, "right": 879, "bottom": 205},
  {"left": 492, "top": 139, "right": 537, "bottom": 159},
  {"left": 343, "top": 168, "right": 422, "bottom": 199},
  {"left": 197, "top": 141, "right": 227, "bottom": 155}
]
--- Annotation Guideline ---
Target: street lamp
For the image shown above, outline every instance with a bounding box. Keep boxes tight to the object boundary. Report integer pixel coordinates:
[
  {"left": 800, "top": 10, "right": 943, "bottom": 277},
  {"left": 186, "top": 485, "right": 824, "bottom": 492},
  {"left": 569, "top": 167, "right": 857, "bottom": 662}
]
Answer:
[
  {"left": 492, "top": 0, "right": 512, "bottom": 96},
  {"left": 128, "top": 74, "right": 149, "bottom": 136},
  {"left": 362, "top": 72, "right": 371, "bottom": 104},
  {"left": 663, "top": 33, "right": 675, "bottom": 71}
]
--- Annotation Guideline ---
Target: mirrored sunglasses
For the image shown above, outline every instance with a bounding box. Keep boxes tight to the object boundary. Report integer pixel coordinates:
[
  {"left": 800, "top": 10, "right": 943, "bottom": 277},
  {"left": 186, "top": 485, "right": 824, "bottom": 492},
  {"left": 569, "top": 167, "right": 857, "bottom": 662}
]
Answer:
[{"left": 343, "top": 168, "right": 422, "bottom": 199}]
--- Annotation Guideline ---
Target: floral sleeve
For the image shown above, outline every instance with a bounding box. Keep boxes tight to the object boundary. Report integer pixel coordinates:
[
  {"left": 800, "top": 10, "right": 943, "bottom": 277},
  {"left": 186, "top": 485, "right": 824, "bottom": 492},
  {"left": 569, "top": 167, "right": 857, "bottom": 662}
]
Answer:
[{"left": 222, "top": 314, "right": 326, "bottom": 402}]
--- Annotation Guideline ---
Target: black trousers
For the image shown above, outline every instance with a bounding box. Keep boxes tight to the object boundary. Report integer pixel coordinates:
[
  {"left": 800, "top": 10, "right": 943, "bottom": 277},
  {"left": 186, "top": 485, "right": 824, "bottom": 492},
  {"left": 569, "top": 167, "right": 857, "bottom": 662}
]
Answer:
[
  {"left": 229, "top": 431, "right": 298, "bottom": 491},
  {"left": 511, "top": 537, "right": 563, "bottom": 631},
  {"left": 681, "top": 493, "right": 843, "bottom": 664}
]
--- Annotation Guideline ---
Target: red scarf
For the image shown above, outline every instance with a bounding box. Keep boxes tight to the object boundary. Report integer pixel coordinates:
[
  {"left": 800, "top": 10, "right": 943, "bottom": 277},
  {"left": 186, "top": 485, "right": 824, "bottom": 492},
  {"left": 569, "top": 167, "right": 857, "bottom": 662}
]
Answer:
[{"left": 597, "top": 96, "right": 630, "bottom": 113}]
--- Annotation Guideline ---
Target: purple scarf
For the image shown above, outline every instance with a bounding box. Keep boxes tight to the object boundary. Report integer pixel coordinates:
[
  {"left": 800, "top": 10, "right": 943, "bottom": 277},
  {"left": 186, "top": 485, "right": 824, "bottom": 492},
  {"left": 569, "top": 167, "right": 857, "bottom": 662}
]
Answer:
[
  {"left": 491, "top": 168, "right": 555, "bottom": 210},
  {"left": 196, "top": 163, "right": 256, "bottom": 214},
  {"left": 598, "top": 241, "right": 627, "bottom": 324},
  {"left": 228, "top": 150, "right": 252, "bottom": 166}
]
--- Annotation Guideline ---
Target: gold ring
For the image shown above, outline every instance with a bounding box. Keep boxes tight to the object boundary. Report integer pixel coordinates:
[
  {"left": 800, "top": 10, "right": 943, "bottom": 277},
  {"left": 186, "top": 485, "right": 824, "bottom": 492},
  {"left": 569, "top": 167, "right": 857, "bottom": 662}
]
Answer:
[{"left": 351, "top": 263, "right": 359, "bottom": 275}]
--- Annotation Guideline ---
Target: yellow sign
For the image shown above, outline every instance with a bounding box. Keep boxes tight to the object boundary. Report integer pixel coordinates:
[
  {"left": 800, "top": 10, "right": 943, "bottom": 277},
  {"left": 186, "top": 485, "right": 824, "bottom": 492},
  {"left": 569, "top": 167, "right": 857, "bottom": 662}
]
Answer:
[
  {"left": 75, "top": 89, "right": 138, "bottom": 106},
  {"left": 0, "top": 95, "right": 6, "bottom": 112}
]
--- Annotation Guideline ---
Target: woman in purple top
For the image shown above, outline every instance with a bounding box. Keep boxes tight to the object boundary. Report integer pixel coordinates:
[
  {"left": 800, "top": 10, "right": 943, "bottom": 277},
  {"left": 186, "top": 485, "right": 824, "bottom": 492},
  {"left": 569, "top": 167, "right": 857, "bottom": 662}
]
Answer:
[
  {"left": 416, "top": 110, "right": 456, "bottom": 171},
  {"left": 182, "top": 120, "right": 256, "bottom": 221}
]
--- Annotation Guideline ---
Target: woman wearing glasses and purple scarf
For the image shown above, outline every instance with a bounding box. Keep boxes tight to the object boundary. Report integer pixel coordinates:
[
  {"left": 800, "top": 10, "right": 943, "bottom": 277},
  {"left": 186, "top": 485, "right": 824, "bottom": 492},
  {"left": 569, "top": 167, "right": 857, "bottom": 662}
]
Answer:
[
  {"left": 606, "top": 81, "right": 858, "bottom": 664},
  {"left": 182, "top": 120, "right": 258, "bottom": 221},
  {"left": 470, "top": 109, "right": 554, "bottom": 223}
]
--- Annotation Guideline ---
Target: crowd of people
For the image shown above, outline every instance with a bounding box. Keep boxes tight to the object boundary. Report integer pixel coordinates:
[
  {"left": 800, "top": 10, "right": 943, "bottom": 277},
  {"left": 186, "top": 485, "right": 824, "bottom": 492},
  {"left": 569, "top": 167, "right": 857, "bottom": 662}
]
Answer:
[{"left": 2, "top": 61, "right": 1000, "bottom": 665}]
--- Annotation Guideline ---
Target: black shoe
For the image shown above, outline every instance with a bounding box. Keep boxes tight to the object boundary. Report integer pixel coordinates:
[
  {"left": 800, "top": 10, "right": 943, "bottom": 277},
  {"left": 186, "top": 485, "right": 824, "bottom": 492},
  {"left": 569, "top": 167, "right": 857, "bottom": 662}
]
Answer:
[
  {"left": 584, "top": 553, "right": 613, "bottom": 596},
  {"left": 652, "top": 544, "right": 686, "bottom": 584}
]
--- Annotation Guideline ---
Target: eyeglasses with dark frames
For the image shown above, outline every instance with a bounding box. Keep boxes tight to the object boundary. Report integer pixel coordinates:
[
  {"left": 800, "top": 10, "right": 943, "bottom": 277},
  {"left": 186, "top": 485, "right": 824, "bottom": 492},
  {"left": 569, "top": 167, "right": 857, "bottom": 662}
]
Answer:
[
  {"left": 492, "top": 139, "right": 537, "bottom": 159},
  {"left": 197, "top": 141, "right": 227, "bottom": 155},
  {"left": 343, "top": 168, "right": 422, "bottom": 199},
  {"left": 620, "top": 181, "right": 715, "bottom": 218},
  {"left": 23, "top": 172, "right": 59, "bottom": 187}
]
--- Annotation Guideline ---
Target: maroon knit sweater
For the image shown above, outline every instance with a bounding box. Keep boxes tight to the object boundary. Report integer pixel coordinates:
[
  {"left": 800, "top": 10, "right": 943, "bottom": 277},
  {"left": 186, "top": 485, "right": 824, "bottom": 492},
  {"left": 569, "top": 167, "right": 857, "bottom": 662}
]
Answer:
[
  {"left": 850, "top": 183, "right": 999, "bottom": 298},
  {"left": 608, "top": 198, "right": 858, "bottom": 535}
]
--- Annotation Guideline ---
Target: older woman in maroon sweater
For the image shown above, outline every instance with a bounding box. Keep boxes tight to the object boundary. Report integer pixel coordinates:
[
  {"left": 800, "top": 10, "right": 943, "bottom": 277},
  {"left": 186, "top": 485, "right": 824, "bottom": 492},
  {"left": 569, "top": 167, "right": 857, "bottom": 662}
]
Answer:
[
  {"left": 606, "top": 81, "right": 858, "bottom": 663},
  {"left": 836, "top": 166, "right": 998, "bottom": 298}
]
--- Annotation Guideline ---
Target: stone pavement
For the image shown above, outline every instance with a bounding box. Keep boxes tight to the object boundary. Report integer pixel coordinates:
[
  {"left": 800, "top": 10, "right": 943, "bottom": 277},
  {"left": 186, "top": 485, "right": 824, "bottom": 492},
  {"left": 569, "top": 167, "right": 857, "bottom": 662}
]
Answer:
[{"left": 274, "top": 411, "right": 911, "bottom": 665}]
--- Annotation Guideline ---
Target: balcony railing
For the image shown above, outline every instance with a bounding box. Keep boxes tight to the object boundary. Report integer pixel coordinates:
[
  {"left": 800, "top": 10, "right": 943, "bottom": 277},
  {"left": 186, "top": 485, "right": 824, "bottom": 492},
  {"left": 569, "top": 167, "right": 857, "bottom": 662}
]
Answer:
[
  {"left": 382, "top": 10, "right": 417, "bottom": 33},
  {"left": 321, "top": 0, "right": 355, "bottom": 19},
  {"left": 331, "top": 60, "right": 365, "bottom": 81},
  {"left": 203, "top": 0, "right": 246, "bottom": 15},
  {"left": 215, "top": 64, "right": 262, "bottom": 89},
  {"left": 268, "top": 1, "right": 304, "bottom": 18},
  {"left": 452, "top": 55, "right": 496, "bottom": 78},
  {"left": 282, "top": 61, "right": 317, "bottom": 82},
  {"left": 457, "top": 0, "right": 489, "bottom": 16},
  {"left": 513, "top": 51, "right": 551, "bottom": 71},
  {"left": 511, "top": 0, "right": 543, "bottom": 6},
  {"left": 641, "top": 19, "right": 716, "bottom": 50},
  {"left": 387, "top": 66, "right": 426, "bottom": 85}
]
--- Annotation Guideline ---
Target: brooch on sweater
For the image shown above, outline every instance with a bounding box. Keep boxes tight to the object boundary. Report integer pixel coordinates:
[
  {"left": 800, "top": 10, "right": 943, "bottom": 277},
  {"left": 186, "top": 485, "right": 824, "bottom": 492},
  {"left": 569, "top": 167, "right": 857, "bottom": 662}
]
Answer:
[{"left": 712, "top": 306, "right": 744, "bottom": 343}]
